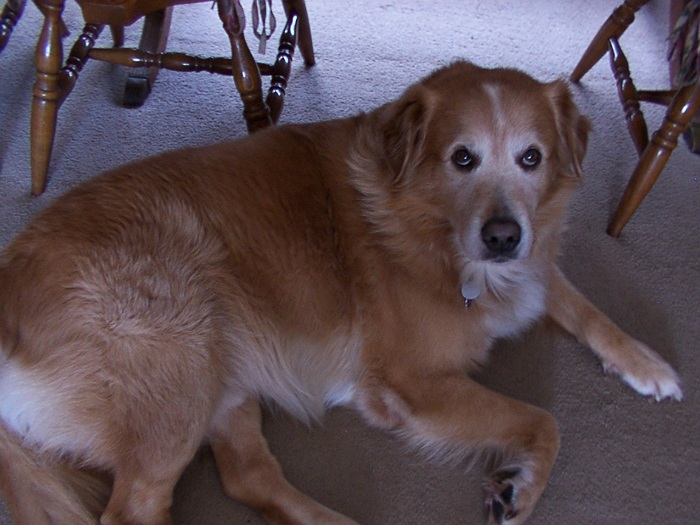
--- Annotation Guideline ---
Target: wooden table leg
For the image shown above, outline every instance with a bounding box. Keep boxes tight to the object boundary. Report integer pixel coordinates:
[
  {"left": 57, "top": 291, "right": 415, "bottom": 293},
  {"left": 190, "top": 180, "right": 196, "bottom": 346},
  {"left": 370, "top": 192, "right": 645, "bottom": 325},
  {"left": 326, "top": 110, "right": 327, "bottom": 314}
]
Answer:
[
  {"left": 571, "top": 0, "right": 649, "bottom": 83},
  {"left": 217, "top": 0, "right": 271, "bottom": 132},
  {"left": 31, "top": 0, "right": 65, "bottom": 195},
  {"left": 608, "top": 82, "right": 700, "bottom": 237},
  {"left": 0, "top": 0, "right": 26, "bottom": 52},
  {"left": 124, "top": 7, "right": 173, "bottom": 107}
]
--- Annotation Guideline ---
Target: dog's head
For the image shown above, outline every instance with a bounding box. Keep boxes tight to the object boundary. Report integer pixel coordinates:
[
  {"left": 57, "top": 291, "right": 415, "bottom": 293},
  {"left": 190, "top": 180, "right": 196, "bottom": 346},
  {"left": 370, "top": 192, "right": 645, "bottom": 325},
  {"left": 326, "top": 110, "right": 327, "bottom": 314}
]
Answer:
[{"left": 352, "top": 61, "right": 590, "bottom": 296}]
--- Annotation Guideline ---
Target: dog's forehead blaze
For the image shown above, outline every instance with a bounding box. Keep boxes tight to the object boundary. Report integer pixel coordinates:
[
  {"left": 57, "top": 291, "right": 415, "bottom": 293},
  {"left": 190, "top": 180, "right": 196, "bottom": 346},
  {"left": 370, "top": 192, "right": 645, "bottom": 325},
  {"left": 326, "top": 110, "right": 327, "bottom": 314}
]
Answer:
[
  {"left": 424, "top": 80, "right": 559, "bottom": 161},
  {"left": 481, "top": 83, "right": 559, "bottom": 153}
]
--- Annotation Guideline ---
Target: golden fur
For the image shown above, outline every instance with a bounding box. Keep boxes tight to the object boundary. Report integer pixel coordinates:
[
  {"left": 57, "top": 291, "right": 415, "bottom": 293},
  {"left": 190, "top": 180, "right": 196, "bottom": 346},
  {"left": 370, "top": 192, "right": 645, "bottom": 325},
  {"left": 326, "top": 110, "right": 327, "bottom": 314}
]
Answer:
[{"left": 0, "top": 62, "right": 682, "bottom": 525}]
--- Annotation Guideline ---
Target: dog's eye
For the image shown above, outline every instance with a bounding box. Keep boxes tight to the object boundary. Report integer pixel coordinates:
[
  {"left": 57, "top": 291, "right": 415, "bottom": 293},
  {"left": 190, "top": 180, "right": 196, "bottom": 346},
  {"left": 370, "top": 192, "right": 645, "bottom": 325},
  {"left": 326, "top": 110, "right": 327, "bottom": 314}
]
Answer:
[
  {"left": 452, "top": 148, "right": 478, "bottom": 170},
  {"left": 520, "top": 148, "right": 542, "bottom": 169}
]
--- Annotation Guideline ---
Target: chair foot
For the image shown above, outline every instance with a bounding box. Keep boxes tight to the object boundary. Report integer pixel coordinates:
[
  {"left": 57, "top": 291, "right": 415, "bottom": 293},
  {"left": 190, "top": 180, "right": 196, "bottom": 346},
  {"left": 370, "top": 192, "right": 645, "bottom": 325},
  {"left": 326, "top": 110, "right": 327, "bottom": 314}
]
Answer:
[{"left": 124, "top": 75, "right": 151, "bottom": 107}]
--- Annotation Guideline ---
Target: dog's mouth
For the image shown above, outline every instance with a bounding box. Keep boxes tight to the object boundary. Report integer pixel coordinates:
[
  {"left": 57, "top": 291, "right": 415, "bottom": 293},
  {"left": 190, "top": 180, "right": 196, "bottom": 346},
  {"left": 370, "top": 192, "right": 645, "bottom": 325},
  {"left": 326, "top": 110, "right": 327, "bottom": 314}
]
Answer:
[{"left": 486, "top": 254, "right": 517, "bottom": 264}]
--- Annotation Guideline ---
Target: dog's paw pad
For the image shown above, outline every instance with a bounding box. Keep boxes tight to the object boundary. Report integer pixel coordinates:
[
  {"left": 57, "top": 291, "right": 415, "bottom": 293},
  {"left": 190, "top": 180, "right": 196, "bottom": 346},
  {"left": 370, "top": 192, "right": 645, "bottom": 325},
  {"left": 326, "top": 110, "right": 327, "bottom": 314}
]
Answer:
[{"left": 484, "top": 470, "right": 520, "bottom": 524}]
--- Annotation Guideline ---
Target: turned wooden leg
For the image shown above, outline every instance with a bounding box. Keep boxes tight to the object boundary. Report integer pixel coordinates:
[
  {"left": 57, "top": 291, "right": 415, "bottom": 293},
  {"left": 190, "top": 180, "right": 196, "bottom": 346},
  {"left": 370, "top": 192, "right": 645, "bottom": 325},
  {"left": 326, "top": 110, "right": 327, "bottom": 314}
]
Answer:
[
  {"left": 0, "top": 0, "right": 26, "bottom": 52},
  {"left": 57, "top": 23, "right": 103, "bottom": 104},
  {"left": 571, "top": 0, "right": 649, "bottom": 83},
  {"left": 266, "top": 10, "right": 297, "bottom": 123},
  {"left": 218, "top": 0, "right": 271, "bottom": 132},
  {"left": 608, "top": 82, "right": 700, "bottom": 237},
  {"left": 110, "top": 24, "right": 124, "bottom": 47},
  {"left": 124, "top": 7, "right": 172, "bottom": 107},
  {"left": 282, "top": 0, "right": 314, "bottom": 66},
  {"left": 608, "top": 37, "right": 648, "bottom": 154},
  {"left": 31, "top": 0, "right": 65, "bottom": 195}
]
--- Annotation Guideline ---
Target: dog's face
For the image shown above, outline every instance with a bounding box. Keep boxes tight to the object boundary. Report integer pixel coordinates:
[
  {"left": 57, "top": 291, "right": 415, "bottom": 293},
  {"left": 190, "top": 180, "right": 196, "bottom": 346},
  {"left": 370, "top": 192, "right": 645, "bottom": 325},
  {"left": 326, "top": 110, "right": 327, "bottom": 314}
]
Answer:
[{"left": 373, "top": 62, "right": 590, "bottom": 289}]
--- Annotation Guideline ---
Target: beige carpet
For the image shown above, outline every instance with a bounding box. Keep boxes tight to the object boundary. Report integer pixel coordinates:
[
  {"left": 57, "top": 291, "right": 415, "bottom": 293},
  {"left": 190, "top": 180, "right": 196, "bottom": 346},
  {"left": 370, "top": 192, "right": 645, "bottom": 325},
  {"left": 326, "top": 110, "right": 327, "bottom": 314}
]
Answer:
[{"left": 1, "top": 1, "right": 699, "bottom": 524}]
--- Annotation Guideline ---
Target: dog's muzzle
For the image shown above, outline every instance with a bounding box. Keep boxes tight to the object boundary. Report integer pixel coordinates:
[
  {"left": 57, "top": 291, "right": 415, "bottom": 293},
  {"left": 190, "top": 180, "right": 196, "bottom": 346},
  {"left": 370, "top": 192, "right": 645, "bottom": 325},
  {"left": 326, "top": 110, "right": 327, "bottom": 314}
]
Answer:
[{"left": 480, "top": 217, "right": 521, "bottom": 261}]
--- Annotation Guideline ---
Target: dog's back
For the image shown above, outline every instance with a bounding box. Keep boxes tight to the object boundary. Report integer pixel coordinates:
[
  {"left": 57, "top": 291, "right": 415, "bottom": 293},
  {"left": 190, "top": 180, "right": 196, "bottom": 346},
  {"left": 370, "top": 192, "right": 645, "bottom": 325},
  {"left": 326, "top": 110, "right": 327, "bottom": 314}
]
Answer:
[{"left": 0, "top": 118, "right": 366, "bottom": 523}]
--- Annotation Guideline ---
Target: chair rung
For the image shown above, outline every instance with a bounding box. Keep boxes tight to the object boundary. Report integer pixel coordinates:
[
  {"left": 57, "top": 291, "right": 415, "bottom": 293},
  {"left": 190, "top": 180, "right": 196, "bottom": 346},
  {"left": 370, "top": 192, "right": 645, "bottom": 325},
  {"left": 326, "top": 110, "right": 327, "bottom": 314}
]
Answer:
[
  {"left": 88, "top": 47, "right": 274, "bottom": 77},
  {"left": 637, "top": 90, "right": 675, "bottom": 106}
]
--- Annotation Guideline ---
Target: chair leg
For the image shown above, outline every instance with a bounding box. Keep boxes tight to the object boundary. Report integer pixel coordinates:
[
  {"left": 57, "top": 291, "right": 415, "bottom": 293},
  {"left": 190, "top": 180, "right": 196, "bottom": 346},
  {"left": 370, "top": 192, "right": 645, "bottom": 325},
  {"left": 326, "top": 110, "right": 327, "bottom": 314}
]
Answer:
[
  {"left": 218, "top": 0, "right": 271, "bottom": 132},
  {"left": 282, "top": 0, "right": 314, "bottom": 66},
  {"left": 30, "top": 0, "right": 65, "bottom": 195},
  {"left": 571, "top": 0, "right": 650, "bottom": 83},
  {"left": 124, "top": 7, "right": 172, "bottom": 107},
  {"left": 608, "top": 37, "right": 648, "bottom": 155},
  {"left": 110, "top": 24, "right": 124, "bottom": 47},
  {"left": 0, "top": 0, "right": 26, "bottom": 53},
  {"left": 608, "top": 82, "right": 700, "bottom": 237},
  {"left": 58, "top": 23, "right": 103, "bottom": 104},
  {"left": 265, "top": 9, "right": 297, "bottom": 123}
]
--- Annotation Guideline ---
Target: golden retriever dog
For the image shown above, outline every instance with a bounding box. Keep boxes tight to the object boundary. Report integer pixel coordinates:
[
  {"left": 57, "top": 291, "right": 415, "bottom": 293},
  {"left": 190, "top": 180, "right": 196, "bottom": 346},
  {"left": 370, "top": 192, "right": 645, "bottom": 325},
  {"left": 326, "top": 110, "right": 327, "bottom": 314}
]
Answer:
[{"left": 0, "top": 61, "right": 682, "bottom": 525}]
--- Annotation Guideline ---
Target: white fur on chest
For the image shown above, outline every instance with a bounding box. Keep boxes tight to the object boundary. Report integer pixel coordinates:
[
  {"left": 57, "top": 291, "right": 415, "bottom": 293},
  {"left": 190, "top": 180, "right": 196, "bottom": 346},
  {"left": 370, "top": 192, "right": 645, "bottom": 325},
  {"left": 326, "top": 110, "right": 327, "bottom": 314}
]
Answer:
[{"left": 468, "top": 261, "right": 548, "bottom": 340}]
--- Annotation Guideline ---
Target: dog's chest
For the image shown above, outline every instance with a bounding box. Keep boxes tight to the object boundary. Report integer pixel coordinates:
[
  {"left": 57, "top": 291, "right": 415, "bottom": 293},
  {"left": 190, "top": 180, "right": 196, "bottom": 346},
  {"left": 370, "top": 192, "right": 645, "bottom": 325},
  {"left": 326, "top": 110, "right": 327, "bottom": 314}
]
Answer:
[{"left": 475, "top": 277, "right": 548, "bottom": 341}]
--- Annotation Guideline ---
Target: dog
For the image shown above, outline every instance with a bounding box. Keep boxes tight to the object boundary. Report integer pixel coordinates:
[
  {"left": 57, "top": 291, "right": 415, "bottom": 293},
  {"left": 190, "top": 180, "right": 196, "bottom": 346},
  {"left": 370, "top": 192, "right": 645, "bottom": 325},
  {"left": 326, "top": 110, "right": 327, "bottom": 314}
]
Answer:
[{"left": 0, "top": 61, "right": 682, "bottom": 525}]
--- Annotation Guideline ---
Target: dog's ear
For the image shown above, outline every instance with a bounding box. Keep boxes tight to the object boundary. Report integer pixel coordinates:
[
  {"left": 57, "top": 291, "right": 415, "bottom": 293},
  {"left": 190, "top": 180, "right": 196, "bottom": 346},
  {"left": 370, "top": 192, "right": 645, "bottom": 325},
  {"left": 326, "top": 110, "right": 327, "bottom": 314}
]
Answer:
[
  {"left": 547, "top": 80, "right": 591, "bottom": 178},
  {"left": 379, "top": 85, "right": 434, "bottom": 183}
]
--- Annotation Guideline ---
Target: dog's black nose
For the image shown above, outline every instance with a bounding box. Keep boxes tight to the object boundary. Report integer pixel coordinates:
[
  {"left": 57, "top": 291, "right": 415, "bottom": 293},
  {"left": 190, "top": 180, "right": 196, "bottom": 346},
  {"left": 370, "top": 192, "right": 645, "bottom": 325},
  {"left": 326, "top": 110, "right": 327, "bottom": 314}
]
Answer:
[{"left": 481, "top": 218, "right": 521, "bottom": 257}]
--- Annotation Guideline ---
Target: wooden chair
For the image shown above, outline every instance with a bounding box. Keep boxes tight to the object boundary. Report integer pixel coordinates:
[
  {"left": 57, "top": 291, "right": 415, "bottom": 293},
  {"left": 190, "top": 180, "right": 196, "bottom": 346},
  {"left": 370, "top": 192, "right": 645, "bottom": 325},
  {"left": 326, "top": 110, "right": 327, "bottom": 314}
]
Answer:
[
  {"left": 30, "top": 0, "right": 314, "bottom": 194},
  {"left": 0, "top": 0, "right": 26, "bottom": 52},
  {"left": 571, "top": 0, "right": 700, "bottom": 237}
]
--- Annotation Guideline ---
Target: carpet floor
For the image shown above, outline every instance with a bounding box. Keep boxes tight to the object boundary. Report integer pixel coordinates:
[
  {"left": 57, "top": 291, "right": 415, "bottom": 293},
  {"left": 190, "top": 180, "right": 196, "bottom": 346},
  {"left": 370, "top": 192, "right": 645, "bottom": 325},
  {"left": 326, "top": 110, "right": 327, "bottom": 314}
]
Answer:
[{"left": 0, "top": 1, "right": 698, "bottom": 524}]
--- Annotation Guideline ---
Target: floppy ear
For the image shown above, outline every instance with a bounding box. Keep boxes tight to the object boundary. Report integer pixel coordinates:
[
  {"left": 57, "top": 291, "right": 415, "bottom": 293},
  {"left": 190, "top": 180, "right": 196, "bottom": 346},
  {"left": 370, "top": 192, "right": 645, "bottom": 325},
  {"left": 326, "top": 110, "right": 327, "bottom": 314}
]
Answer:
[
  {"left": 547, "top": 79, "right": 591, "bottom": 178},
  {"left": 379, "top": 85, "right": 433, "bottom": 183}
]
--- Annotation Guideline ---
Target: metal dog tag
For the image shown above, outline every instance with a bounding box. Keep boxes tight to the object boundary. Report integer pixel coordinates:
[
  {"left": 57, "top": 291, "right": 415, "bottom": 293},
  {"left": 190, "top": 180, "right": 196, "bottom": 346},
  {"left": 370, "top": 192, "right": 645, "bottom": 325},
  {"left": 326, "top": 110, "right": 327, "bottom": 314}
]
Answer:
[{"left": 461, "top": 276, "right": 481, "bottom": 308}]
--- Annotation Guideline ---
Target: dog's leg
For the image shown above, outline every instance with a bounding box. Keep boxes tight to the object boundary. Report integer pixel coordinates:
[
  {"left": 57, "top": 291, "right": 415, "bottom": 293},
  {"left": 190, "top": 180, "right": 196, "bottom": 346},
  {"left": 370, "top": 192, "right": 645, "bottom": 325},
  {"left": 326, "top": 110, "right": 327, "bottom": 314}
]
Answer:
[
  {"left": 100, "top": 458, "right": 193, "bottom": 525},
  {"left": 359, "top": 373, "right": 560, "bottom": 525},
  {"left": 547, "top": 265, "right": 682, "bottom": 400},
  {"left": 210, "top": 398, "right": 358, "bottom": 525}
]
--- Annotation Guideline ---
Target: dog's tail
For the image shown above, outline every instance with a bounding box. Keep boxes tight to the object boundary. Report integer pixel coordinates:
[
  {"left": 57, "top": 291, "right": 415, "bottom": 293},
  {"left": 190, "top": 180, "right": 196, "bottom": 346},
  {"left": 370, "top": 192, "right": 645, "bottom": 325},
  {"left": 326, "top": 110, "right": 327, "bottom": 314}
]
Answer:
[{"left": 0, "top": 421, "right": 110, "bottom": 525}]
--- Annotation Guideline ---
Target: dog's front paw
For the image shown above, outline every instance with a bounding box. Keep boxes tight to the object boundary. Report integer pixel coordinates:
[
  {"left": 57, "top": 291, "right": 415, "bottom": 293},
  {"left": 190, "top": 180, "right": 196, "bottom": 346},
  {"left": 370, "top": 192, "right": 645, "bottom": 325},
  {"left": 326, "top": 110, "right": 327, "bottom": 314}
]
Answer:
[
  {"left": 483, "top": 469, "right": 531, "bottom": 525},
  {"left": 484, "top": 478, "right": 517, "bottom": 524},
  {"left": 602, "top": 339, "right": 682, "bottom": 401}
]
